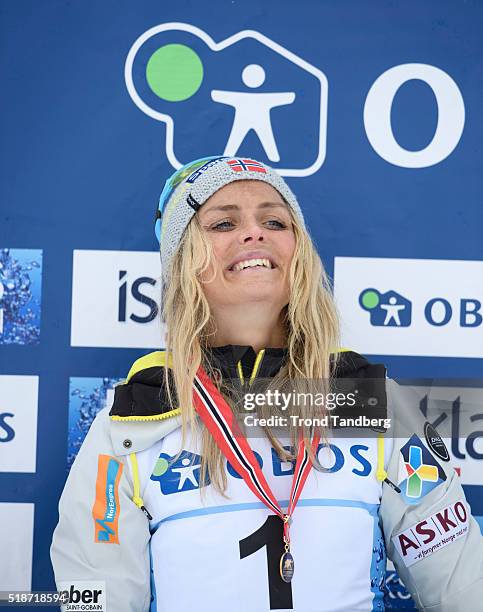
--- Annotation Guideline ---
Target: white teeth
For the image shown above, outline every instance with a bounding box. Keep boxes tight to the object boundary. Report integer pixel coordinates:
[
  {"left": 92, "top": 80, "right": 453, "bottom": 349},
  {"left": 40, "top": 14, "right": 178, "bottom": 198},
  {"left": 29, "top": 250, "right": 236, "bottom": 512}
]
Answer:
[{"left": 232, "top": 258, "right": 272, "bottom": 272}]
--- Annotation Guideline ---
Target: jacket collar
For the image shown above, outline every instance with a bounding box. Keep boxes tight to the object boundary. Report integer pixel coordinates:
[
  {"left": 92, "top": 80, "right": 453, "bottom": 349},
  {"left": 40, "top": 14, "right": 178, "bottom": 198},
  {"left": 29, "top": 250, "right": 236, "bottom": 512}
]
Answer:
[
  {"left": 202, "top": 345, "right": 384, "bottom": 381},
  {"left": 202, "top": 344, "right": 288, "bottom": 381},
  {"left": 109, "top": 347, "right": 387, "bottom": 427}
]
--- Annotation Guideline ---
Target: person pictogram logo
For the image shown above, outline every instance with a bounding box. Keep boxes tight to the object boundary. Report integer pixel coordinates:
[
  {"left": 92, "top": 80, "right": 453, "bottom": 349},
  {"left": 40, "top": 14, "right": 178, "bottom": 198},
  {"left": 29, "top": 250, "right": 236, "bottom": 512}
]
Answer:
[
  {"left": 150, "top": 451, "right": 209, "bottom": 494},
  {"left": 359, "top": 288, "right": 412, "bottom": 327},
  {"left": 211, "top": 64, "right": 295, "bottom": 162},
  {"left": 125, "top": 23, "right": 328, "bottom": 176}
]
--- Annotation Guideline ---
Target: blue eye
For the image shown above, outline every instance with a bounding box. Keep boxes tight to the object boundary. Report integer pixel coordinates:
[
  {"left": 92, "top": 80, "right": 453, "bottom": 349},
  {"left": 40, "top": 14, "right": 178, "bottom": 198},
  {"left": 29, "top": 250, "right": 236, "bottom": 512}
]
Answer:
[
  {"left": 210, "top": 218, "right": 287, "bottom": 231},
  {"left": 212, "top": 220, "right": 234, "bottom": 231},
  {"left": 266, "top": 219, "right": 286, "bottom": 229}
]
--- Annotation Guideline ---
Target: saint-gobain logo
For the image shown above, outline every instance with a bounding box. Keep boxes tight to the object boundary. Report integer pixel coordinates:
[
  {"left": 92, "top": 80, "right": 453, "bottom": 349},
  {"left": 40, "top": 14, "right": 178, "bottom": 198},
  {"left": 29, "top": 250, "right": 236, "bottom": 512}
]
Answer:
[
  {"left": 57, "top": 581, "right": 106, "bottom": 612},
  {"left": 359, "top": 288, "right": 482, "bottom": 329}
]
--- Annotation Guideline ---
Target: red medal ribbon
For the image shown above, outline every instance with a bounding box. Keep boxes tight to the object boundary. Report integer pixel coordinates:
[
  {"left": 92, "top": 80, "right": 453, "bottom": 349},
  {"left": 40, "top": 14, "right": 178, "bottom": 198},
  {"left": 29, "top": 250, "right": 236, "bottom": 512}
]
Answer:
[{"left": 193, "top": 364, "right": 320, "bottom": 552}]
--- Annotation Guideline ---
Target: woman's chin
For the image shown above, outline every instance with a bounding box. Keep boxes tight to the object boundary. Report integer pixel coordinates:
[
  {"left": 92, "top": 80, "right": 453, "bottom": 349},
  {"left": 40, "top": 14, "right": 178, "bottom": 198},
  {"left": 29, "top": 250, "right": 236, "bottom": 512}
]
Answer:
[{"left": 231, "top": 285, "right": 286, "bottom": 304}]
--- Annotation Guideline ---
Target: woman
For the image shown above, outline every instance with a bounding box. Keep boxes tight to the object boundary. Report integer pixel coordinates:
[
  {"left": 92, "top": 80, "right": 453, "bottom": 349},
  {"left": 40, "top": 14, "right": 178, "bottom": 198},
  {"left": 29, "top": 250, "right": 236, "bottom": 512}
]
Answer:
[{"left": 51, "top": 156, "right": 482, "bottom": 611}]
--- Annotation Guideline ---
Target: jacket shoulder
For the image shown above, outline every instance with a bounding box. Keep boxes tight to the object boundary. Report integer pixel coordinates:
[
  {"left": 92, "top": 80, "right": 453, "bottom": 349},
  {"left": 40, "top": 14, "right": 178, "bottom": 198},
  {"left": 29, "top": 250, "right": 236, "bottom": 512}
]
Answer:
[
  {"left": 124, "top": 350, "right": 172, "bottom": 383},
  {"left": 110, "top": 350, "right": 178, "bottom": 419},
  {"left": 332, "top": 348, "right": 387, "bottom": 379}
]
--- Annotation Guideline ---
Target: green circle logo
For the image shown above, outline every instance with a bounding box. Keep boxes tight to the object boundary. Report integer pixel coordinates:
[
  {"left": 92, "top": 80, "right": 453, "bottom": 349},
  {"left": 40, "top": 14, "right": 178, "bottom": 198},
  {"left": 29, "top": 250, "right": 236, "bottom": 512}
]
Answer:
[
  {"left": 152, "top": 457, "right": 169, "bottom": 477},
  {"left": 146, "top": 44, "right": 204, "bottom": 102},
  {"left": 361, "top": 290, "right": 379, "bottom": 309}
]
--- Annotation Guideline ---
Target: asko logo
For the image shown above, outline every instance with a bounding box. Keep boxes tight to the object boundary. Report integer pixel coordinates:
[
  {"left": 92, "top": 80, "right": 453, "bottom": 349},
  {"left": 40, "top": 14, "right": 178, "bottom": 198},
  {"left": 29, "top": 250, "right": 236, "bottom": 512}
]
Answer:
[
  {"left": 334, "top": 257, "right": 483, "bottom": 357},
  {"left": 0, "top": 376, "right": 38, "bottom": 473},
  {"left": 71, "top": 250, "right": 165, "bottom": 349},
  {"left": 392, "top": 500, "right": 468, "bottom": 567}
]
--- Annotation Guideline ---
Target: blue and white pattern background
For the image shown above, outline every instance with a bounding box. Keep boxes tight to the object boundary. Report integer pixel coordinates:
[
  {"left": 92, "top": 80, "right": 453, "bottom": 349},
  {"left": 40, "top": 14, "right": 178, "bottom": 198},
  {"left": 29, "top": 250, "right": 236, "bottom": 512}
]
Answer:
[{"left": 0, "top": 1, "right": 482, "bottom": 610}]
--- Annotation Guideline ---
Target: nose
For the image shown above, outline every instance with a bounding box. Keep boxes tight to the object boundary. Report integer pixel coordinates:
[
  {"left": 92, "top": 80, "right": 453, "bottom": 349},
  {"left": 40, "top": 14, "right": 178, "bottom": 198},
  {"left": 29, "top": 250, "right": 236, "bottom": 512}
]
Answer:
[{"left": 239, "top": 217, "right": 265, "bottom": 244}]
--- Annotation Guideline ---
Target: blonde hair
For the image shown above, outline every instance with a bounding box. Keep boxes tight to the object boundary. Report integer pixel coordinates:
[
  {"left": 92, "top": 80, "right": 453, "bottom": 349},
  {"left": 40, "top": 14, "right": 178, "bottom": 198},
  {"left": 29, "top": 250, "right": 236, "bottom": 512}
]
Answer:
[{"left": 161, "top": 200, "right": 341, "bottom": 493}]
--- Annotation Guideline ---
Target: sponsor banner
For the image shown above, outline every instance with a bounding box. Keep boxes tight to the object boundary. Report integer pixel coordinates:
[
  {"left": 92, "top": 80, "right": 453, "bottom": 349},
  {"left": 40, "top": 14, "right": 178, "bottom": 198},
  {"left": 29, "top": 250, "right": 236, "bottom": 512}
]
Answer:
[
  {"left": 0, "top": 375, "right": 38, "bottom": 472},
  {"left": 333, "top": 257, "right": 483, "bottom": 357},
  {"left": 0, "top": 248, "right": 42, "bottom": 345},
  {"left": 125, "top": 23, "right": 327, "bottom": 176},
  {"left": 392, "top": 499, "right": 469, "bottom": 567},
  {"left": 439, "top": 439, "right": 482, "bottom": 486},
  {"left": 68, "top": 377, "right": 121, "bottom": 469},
  {"left": 0, "top": 503, "right": 34, "bottom": 590},
  {"left": 58, "top": 581, "right": 106, "bottom": 612},
  {"left": 70, "top": 250, "right": 165, "bottom": 348},
  {"left": 401, "top": 384, "right": 483, "bottom": 488}
]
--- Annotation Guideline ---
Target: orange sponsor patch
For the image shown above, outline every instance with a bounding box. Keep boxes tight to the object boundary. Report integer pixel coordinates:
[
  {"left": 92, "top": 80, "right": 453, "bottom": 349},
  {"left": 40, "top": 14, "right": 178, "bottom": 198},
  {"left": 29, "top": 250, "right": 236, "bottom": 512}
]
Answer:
[{"left": 92, "top": 454, "right": 123, "bottom": 543}]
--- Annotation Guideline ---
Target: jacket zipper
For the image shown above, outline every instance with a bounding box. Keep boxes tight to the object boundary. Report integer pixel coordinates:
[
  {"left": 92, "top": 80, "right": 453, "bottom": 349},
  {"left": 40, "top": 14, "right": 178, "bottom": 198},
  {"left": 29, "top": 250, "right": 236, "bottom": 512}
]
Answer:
[{"left": 110, "top": 408, "right": 181, "bottom": 423}]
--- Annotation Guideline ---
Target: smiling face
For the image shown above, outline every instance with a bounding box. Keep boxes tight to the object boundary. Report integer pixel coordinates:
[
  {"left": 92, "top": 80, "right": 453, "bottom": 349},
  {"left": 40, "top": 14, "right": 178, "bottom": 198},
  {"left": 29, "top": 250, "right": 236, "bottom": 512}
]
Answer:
[{"left": 196, "top": 180, "right": 296, "bottom": 312}]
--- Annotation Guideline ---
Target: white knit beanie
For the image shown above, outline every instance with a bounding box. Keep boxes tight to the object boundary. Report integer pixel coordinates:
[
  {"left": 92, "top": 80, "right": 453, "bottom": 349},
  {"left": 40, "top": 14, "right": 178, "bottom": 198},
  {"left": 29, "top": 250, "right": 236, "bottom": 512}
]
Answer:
[{"left": 155, "top": 156, "right": 306, "bottom": 283}]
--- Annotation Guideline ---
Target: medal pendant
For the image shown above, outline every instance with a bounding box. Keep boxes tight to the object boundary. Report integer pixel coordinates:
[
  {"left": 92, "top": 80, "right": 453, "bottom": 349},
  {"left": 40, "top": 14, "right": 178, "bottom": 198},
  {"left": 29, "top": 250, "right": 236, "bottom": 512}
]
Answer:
[{"left": 280, "top": 551, "right": 295, "bottom": 583}]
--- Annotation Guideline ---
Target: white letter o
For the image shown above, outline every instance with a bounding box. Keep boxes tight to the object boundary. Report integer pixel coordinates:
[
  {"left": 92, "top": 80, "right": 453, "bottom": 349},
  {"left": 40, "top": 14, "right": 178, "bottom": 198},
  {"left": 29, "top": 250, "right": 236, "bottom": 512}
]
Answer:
[{"left": 364, "top": 63, "right": 465, "bottom": 168}]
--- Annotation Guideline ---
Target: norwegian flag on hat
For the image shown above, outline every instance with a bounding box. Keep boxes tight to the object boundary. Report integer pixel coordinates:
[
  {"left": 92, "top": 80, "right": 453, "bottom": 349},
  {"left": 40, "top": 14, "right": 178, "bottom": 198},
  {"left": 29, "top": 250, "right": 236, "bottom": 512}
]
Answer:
[{"left": 226, "top": 158, "right": 267, "bottom": 173}]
